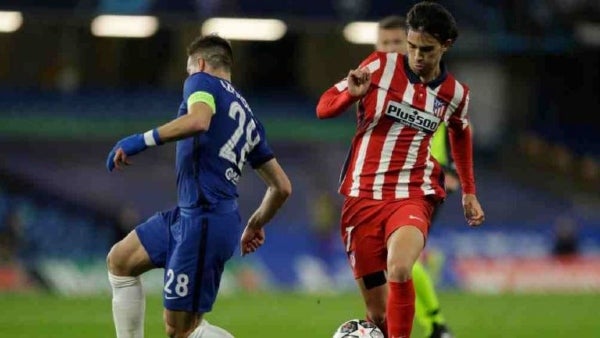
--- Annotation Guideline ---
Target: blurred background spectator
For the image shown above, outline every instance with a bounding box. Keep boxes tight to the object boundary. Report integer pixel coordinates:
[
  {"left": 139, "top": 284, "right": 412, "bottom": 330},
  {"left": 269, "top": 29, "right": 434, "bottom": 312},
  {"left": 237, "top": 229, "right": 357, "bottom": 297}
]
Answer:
[{"left": 552, "top": 215, "right": 580, "bottom": 257}]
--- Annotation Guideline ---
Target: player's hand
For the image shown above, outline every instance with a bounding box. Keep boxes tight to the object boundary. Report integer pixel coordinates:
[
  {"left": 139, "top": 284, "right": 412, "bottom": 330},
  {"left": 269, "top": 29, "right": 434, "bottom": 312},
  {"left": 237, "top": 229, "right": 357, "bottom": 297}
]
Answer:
[
  {"left": 240, "top": 224, "right": 265, "bottom": 256},
  {"left": 462, "top": 194, "right": 485, "bottom": 227},
  {"left": 444, "top": 170, "right": 460, "bottom": 193},
  {"left": 347, "top": 67, "right": 371, "bottom": 97},
  {"left": 106, "top": 134, "right": 147, "bottom": 172},
  {"left": 107, "top": 148, "right": 133, "bottom": 171}
]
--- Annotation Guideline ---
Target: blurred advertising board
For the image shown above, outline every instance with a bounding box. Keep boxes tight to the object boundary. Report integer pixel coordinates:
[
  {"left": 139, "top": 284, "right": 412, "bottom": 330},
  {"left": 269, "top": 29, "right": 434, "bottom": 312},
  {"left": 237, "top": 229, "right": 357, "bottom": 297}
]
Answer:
[{"left": 454, "top": 256, "right": 600, "bottom": 293}]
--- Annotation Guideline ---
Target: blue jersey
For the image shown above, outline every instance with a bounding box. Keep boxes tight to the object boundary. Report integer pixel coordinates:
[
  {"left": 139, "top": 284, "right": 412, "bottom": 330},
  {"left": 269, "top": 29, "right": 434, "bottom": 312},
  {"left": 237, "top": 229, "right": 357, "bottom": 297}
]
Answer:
[{"left": 176, "top": 72, "right": 274, "bottom": 207}]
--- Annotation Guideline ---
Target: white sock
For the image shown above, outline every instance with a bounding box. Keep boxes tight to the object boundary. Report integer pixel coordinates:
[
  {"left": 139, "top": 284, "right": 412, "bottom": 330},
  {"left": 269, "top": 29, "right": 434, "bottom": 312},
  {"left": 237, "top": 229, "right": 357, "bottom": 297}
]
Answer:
[
  {"left": 108, "top": 272, "right": 145, "bottom": 338},
  {"left": 188, "top": 319, "right": 234, "bottom": 338}
]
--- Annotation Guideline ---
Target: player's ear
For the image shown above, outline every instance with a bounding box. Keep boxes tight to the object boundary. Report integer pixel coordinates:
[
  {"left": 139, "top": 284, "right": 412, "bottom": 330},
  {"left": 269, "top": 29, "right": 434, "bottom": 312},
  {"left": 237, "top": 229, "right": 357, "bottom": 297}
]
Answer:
[
  {"left": 197, "top": 57, "right": 205, "bottom": 72},
  {"left": 441, "top": 39, "right": 453, "bottom": 52}
]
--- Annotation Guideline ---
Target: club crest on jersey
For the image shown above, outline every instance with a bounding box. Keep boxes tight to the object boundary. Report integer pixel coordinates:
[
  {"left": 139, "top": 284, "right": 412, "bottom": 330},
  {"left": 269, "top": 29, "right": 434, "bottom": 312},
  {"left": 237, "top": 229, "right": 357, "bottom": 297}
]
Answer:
[
  {"left": 385, "top": 100, "right": 441, "bottom": 133},
  {"left": 433, "top": 97, "right": 448, "bottom": 117}
]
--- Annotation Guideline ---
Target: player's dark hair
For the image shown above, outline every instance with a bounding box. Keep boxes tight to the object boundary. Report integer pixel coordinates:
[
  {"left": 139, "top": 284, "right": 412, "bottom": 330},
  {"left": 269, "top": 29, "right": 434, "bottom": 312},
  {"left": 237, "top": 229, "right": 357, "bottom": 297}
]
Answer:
[
  {"left": 187, "top": 34, "right": 233, "bottom": 71},
  {"left": 406, "top": 1, "right": 458, "bottom": 43},
  {"left": 378, "top": 15, "right": 406, "bottom": 30}
]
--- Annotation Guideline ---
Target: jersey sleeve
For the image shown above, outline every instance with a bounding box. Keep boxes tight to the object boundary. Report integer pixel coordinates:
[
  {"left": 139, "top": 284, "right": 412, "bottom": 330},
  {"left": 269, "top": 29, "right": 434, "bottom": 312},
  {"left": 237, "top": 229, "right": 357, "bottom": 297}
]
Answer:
[
  {"left": 247, "top": 119, "right": 275, "bottom": 169},
  {"left": 183, "top": 74, "right": 217, "bottom": 114},
  {"left": 447, "top": 86, "right": 475, "bottom": 194},
  {"left": 316, "top": 51, "right": 383, "bottom": 119},
  {"left": 316, "top": 83, "right": 359, "bottom": 119},
  {"left": 447, "top": 83, "right": 470, "bottom": 131}
]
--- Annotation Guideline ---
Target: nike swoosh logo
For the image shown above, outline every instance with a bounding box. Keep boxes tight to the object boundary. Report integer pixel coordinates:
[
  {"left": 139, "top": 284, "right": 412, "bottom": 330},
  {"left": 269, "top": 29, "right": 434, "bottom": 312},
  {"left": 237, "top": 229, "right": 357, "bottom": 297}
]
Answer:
[
  {"left": 408, "top": 215, "right": 424, "bottom": 222},
  {"left": 164, "top": 295, "right": 180, "bottom": 300}
]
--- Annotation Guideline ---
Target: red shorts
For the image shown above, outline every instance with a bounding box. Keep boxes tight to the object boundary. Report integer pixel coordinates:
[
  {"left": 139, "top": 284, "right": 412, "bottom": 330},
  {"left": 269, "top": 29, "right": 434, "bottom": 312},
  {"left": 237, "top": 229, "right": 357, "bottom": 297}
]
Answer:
[{"left": 340, "top": 195, "right": 438, "bottom": 279}]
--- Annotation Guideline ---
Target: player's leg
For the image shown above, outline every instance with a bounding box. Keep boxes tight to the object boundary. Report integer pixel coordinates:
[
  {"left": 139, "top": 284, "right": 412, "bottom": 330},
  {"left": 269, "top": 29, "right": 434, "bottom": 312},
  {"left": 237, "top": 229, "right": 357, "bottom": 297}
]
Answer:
[
  {"left": 422, "top": 205, "right": 446, "bottom": 286},
  {"left": 412, "top": 260, "right": 449, "bottom": 337},
  {"left": 164, "top": 310, "right": 200, "bottom": 338},
  {"left": 414, "top": 288, "right": 428, "bottom": 331},
  {"left": 163, "top": 209, "right": 238, "bottom": 338},
  {"left": 107, "top": 231, "right": 152, "bottom": 338},
  {"left": 164, "top": 311, "right": 233, "bottom": 338},
  {"left": 107, "top": 208, "right": 176, "bottom": 338},
  {"left": 385, "top": 197, "right": 437, "bottom": 338},
  {"left": 385, "top": 225, "right": 422, "bottom": 337},
  {"left": 341, "top": 197, "right": 388, "bottom": 335},
  {"left": 356, "top": 273, "right": 388, "bottom": 335},
  {"left": 195, "top": 319, "right": 235, "bottom": 337},
  {"left": 419, "top": 202, "right": 453, "bottom": 338}
]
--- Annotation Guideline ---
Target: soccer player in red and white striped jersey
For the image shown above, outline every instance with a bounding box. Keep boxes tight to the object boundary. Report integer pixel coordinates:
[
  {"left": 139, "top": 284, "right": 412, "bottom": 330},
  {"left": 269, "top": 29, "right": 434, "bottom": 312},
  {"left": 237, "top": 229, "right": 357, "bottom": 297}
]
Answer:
[{"left": 317, "top": 2, "right": 485, "bottom": 338}]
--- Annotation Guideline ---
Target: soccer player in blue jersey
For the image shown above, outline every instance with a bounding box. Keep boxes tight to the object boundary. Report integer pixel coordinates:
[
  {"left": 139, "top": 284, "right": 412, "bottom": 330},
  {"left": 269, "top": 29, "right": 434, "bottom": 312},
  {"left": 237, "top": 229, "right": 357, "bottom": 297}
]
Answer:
[{"left": 105, "top": 35, "right": 292, "bottom": 338}]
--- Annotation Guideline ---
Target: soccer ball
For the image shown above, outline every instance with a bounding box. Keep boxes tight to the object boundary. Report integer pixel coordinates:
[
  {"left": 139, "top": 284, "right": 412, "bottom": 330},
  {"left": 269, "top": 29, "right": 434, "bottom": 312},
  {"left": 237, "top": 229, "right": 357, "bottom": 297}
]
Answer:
[{"left": 332, "top": 319, "right": 385, "bottom": 338}]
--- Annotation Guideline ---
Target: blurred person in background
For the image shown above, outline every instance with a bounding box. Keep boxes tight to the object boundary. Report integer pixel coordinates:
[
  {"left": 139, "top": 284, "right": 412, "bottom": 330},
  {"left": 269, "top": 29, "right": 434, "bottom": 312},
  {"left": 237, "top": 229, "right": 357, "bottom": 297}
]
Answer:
[
  {"left": 0, "top": 207, "right": 49, "bottom": 291},
  {"left": 0, "top": 209, "right": 28, "bottom": 291},
  {"left": 114, "top": 206, "right": 142, "bottom": 243},
  {"left": 105, "top": 35, "right": 292, "bottom": 338},
  {"left": 0, "top": 210, "right": 21, "bottom": 264},
  {"left": 316, "top": 2, "right": 485, "bottom": 338},
  {"left": 551, "top": 215, "right": 580, "bottom": 257},
  {"left": 308, "top": 190, "right": 339, "bottom": 265}
]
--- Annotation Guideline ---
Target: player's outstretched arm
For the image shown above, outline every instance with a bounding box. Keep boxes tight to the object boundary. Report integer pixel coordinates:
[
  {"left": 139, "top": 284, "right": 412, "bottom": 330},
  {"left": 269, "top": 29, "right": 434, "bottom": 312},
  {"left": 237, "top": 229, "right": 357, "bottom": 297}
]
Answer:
[
  {"left": 446, "top": 87, "right": 485, "bottom": 227},
  {"left": 448, "top": 123, "right": 485, "bottom": 227},
  {"left": 106, "top": 101, "right": 213, "bottom": 172},
  {"left": 316, "top": 68, "right": 372, "bottom": 119},
  {"left": 155, "top": 101, "right": 213, "bottom": 143},
  {"left": 240, "top": 158, "right": 292, "bottom": 255},
  {"left": 431, "top": 125, "right": 460, "bottom": 192},
  {"left": 316, "top": 81, "right": 359, "bottom": 119}
]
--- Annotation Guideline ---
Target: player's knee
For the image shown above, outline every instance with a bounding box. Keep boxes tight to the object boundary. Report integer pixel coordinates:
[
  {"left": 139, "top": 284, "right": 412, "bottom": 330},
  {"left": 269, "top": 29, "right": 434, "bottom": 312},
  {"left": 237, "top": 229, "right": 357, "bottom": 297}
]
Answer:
[
  {"left": 387, "top": 260, "right": 412, "bottom": 282},
  {"left": 107, "top": 243, "right": 133, "bottom": 276}
]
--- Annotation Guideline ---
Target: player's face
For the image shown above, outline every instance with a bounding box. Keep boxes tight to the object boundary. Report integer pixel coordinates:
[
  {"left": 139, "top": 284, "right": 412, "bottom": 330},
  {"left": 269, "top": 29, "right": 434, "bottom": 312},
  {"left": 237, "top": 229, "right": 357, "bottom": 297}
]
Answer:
[
  {"left": 406, "top": 29, "right": 450, "bottom": 79},
  {"left": 375, "top": 28, "right": 407, "bottom": 53}
]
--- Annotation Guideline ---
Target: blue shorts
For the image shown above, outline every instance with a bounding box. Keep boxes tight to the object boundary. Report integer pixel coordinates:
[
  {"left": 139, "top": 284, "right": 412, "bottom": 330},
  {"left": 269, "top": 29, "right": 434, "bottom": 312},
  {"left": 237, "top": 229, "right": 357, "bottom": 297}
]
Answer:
[
  {"left": 138, "top": 200, "right": 240, "bottom": 313},
  {"left": 136, "top": 207, "right": 179, "bottom": 268}
]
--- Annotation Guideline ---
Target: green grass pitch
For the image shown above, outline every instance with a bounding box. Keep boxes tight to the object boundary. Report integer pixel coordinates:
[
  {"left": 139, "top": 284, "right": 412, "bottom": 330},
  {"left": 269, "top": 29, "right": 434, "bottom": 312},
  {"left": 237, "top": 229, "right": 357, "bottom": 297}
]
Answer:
[{"left": 1, "top": 291, "right": 598, "bottom": 337}]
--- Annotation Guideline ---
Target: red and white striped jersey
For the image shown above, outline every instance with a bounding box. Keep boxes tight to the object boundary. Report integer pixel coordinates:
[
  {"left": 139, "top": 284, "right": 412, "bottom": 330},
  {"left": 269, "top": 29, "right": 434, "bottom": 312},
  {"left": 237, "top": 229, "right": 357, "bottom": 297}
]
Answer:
[{"left": 317, "top": 51, "right": 475, "bottom": 200}]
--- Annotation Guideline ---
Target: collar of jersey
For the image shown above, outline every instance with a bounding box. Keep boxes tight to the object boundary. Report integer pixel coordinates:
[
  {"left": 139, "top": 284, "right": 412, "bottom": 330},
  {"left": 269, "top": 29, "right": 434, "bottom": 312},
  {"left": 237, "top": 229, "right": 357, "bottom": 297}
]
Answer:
[{"left": 403, "top": 55, "right": 448, "bottom": 89}]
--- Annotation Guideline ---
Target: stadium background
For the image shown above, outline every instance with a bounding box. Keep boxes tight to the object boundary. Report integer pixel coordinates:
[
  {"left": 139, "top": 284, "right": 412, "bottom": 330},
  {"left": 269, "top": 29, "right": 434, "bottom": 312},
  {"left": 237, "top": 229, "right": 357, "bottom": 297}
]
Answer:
[{"left": 0, "top": 0, "right": 599, "bottom": 337}]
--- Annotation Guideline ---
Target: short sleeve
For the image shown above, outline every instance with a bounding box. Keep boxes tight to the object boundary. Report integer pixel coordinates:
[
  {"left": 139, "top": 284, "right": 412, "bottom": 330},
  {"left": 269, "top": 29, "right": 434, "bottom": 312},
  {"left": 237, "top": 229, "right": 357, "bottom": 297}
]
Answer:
[
  {"left": 183, "top": 74, "right": 217, "bottom": 114},
  {"left": 247, "top": 119, "right": 275, "bottom": 169}
]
